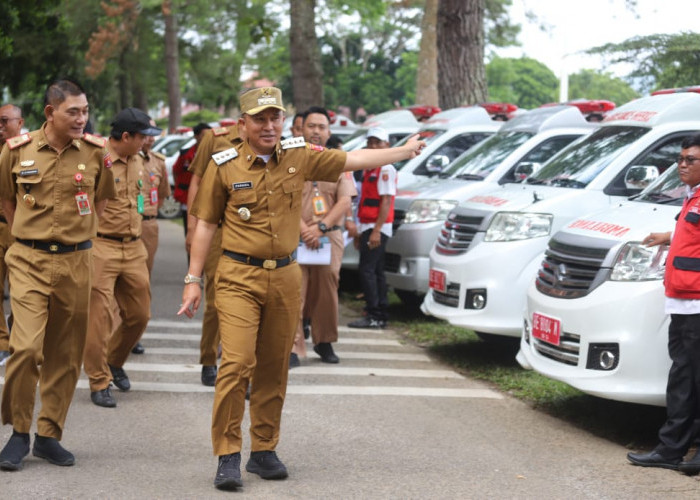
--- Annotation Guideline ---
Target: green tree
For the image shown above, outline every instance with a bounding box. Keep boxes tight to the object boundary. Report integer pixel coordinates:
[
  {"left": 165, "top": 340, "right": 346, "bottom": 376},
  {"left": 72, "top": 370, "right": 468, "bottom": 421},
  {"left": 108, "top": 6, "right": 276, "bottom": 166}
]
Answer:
[
  {"left": 486, "top": 56, "right": 558, "bottom": 108},
  {"left": 568, "top": 69, "right": 639, "bottom": 107}
]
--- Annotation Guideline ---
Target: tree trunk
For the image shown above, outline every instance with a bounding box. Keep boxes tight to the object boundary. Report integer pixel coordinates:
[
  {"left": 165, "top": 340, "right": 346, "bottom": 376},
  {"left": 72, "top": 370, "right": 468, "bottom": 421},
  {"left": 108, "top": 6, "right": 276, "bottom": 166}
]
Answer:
[
  {"left": 289, "top": 0, "right": 324, "bottom": 111},
  {"left": 163, "top": 0, "right": 181, "bottom": 132},
  {"left": 437, "top": 0, "right": 487, "bottom": 108},
  {"left": 416, "top": 0, "right": 439, "bottom": 106}
]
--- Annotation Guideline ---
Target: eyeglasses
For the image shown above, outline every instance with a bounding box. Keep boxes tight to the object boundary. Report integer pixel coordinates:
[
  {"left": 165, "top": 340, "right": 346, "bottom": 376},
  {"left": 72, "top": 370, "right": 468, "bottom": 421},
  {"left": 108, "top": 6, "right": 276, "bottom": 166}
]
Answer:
[
  {"left": 0, "top": 117, "right": 20, "bottom": 126},
  {"left": 678, "top": 155, "right": 700, "bottom": 165}
]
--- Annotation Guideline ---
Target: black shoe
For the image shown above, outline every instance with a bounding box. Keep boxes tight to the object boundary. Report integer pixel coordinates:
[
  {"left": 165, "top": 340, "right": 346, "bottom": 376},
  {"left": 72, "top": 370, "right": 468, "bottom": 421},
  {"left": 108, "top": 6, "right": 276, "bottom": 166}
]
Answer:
[
  {"left": 131, "top": 342, "right": 145, "bottom": 355},
  {"left": 347, "top": 317, "right": 383, "bottom": 329},
  {"left": 214, "top": 452, "right": 242, "bottom": 490},
  {"left": 246, "top": 450, "right": 288, "bottom": 480},
  {"left": 109, "top": 364, "right": 131, "bottom": 392},
  {"left": 90, "top": 386, "right": 117, "bottom": 408},
  {"left": 313, "top": 343, "right": 339, "bottom": 363},
  {"left": 679, "top": 449, "right": 700, "bottom": 475},
  {"left": 289, "top": 353, "right": 300, "bottom": 369},
  {"left": 302, "top": 318, "right": 311, "bottom": 340},
  {"left": 32, "top": 434, "right": 75, "bottom": 466},
  {"left": 201, "top": 365, "right": 217, "bottom": 387},
  {"left": 0, "top": 431, "right": 29, "bottom": 471},
  {"left": 627, "top": 450, "right": 681, "bottom": 470},
  {"left": 0, "top": 350, "right": 10, "bottom": 366}
]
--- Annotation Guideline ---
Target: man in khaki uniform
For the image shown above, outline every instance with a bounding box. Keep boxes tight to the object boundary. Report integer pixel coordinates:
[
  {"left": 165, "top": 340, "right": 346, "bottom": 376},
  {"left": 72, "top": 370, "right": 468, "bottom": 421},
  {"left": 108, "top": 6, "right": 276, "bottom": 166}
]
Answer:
[
  {"left": 0, "top": 104, "right": 24, "bottom": 365},
  {"left": 178, "top": 87, "right": 425, "bottom": 491},
  {"left": 83, "top": 108, "right": 161, "bottom": 408},
  {"left": 0, "top": 79, "right": 115, "bottom": 470},
  {"left": 292, "top": 107, "right": 355, "bottom": 365},
  {"left": 187, "top": 122, "right": 241, "bottom": 386}
]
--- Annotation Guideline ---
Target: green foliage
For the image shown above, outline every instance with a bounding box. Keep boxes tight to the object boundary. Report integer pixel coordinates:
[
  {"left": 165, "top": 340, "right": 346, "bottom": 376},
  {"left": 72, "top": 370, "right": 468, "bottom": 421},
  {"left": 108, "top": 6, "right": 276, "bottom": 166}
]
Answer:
[
  {"left": 181, "top": 109, "right": 221, "bottom": 127},
  {"left": 568, "top": 69, "right": 639, "bottom": 107},
  {"left": 484, "top": 0, "right": 520, "bottom": 48},
  {"left": 486, "top": 56, "right": 558, "bottom": 108}
]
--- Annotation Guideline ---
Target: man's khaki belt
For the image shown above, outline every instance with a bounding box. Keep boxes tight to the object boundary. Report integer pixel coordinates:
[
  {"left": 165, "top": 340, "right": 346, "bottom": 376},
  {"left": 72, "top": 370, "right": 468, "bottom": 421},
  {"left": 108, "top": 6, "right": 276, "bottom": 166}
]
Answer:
[{"left": 223, "top": 250, "right": 296, "bottom": 270}]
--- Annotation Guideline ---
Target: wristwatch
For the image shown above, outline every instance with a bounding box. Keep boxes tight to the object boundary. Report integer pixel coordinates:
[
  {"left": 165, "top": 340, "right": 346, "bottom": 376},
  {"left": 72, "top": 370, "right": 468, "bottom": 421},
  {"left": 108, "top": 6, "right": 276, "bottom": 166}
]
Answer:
[
  {"left": 318, "top": 222, "right": 328, "bottom": 233},
  {"left": 184, "top": 273, "right": 203, "bottom": 284}
]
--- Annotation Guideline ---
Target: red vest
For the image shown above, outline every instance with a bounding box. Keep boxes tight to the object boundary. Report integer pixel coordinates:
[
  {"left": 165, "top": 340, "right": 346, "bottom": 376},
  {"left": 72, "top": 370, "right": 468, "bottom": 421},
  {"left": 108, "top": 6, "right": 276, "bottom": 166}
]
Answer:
[
  {"left": 358, "top": 167, "right": 394, "bottom": 223},
  {"left": 665, "top": 192, "right": 700, "bottom": 299},
  {"left": 172, "top": 145, "right": 197, "bottom": 204}
]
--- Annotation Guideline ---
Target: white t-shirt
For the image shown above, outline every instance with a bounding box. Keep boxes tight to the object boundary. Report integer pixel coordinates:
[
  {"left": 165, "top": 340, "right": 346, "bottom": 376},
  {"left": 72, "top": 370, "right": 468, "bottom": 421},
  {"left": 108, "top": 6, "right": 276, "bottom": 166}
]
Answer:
[{"left": 358, "top": 164, "right": 397, "bottom": 238}]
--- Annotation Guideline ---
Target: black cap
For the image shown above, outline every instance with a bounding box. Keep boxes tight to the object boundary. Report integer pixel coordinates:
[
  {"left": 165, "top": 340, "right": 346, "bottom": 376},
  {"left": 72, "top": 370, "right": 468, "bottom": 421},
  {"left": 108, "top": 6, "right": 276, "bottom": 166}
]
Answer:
[{"left": 111, "top": 107, "right": 162, "bottom": 136}]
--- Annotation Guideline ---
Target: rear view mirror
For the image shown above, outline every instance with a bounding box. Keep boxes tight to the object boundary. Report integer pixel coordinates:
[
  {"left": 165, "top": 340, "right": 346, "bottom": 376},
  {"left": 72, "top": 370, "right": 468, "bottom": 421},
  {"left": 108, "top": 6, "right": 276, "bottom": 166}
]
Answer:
[
  {"left": 426, "top": 154, "right": 450, "bottom": 173},
  {"left": 625, "top": 165, "right": 659, "bottom": 190}
]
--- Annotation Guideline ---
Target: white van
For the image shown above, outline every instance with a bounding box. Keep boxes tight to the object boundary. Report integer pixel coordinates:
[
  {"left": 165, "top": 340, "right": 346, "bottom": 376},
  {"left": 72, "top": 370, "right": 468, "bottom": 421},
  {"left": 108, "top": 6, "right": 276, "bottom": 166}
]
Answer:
[
  {"left": 516, "top": 164, "right": 690, "bottom": 406},
  {"left": 386, "top": 105, "right": 597, "bottom": 304},
  {"left": 422, "top": 92, "right": 700, "bottom": 340},
  {"left": 342, "top": 109, "right": 420, "bottom": 151}
]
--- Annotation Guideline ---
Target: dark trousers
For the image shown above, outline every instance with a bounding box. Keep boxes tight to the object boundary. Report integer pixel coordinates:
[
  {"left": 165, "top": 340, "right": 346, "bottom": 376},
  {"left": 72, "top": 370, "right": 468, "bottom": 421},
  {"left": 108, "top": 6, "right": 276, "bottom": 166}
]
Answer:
[
  {"left": 656, "top": 313, "right": 700, "bottom": 458},
  {"left": 358, "top": 229, "right": 389, "bottom": 322}
]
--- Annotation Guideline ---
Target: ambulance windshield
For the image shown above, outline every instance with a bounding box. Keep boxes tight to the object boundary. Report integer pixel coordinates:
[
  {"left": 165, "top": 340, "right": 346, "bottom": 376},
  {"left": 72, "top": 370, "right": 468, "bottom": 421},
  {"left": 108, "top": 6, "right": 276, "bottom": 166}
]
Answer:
[
  {"left": 635, "top": 165, "right": 685, "bottom": 205},
  {"left": 440, "top": 131, "right": 532, "bottom": 179}
]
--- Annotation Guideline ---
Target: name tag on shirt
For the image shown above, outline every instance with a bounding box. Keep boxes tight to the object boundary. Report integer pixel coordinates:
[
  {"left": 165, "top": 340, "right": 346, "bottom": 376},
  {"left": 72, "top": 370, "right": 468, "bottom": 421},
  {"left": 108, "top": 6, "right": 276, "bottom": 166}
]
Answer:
[{"left": 233, "top": 182, "right": 253, "bottom": 190}]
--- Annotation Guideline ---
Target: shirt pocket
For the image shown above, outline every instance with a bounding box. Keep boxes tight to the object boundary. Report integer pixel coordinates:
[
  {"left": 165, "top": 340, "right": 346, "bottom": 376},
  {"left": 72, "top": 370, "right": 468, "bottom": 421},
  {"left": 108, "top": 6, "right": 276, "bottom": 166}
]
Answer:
[
  {"left": 282, "top": 178, "right": 303, "bottom": 212},
  {"left": 230, "top": 187, "right": 257, "bottom": 207}
]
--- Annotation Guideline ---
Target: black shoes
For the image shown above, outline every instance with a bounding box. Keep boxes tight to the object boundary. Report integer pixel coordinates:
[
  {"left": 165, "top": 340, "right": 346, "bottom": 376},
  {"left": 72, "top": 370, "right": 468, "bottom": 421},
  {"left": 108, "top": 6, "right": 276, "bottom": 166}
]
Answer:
[
  {"left": 289, "top": 353, "right": 300, "bottom": 369},
  {"left": 32, "top": 434, "right": 74, "bottom": 466},
  {"left": 131, "top": 342, "right": 145, "bottom": 354},
  {"left": 91, "top": 386, "right": 117, "bottom": 408},
  {"left": 627, "top": 450, "right": 681, "bottom": 470},
  {"left": 201, "top": 365, "right": 217, "bottom": 386},
  {"left": 109, "top": 364, "right": 131, "bottom": 392},
  {"left": 302, "top": 318, "right": 311, "bottom": 339},
  {"left": 214, "top": 452, "right": 242, "bottom": 490},
  {"left": 679, "top": 449, "right": 700, "bottom": 475},
  {"left": 0, "top": 431, "right": 29, "bottom": 471},
  {"left": 246, "top": 450, "right": 288, "bottom": 480},
  {"left": 313, "top": 343, "right": 339, "bottom": 364},
  {"left": 347, "top": 317, "right": 384, "bottom": 329}
]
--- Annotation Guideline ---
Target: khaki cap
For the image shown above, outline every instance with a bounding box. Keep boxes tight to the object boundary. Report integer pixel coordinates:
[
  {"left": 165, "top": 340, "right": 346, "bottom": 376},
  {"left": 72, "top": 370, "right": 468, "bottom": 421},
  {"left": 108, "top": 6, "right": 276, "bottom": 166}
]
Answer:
[{"left": 240, "top": 87, "right": 285, "bottom": 115}]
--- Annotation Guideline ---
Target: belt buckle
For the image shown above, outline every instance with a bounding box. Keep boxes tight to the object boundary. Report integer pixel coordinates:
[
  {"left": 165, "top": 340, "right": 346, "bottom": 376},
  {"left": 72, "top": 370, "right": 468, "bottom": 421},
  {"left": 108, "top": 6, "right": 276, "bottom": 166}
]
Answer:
[
  {"left": 263, "top": 259, "right": 277, "bottom": 270},
  {"left": 49, "top": 244, "right": 59, "bottom": 252},
  {"left": 123, "top": 236, "right": 133, "bottom": 243}
]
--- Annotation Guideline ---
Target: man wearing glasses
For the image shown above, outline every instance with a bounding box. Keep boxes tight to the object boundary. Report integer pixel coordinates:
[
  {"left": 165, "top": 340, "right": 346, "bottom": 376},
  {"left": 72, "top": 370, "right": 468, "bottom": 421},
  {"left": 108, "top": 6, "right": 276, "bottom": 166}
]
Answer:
[
  {"left": 0, "top": 104, "right": 24, "bottom": 366},
  {"left": 629, "top": 133, "right": 700, "bottom": 475}
]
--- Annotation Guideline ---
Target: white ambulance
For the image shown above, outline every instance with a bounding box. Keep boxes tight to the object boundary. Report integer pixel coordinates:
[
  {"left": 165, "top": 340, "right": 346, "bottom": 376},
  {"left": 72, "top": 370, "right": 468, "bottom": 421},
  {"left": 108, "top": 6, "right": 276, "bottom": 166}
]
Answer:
[
  {"left": 516, "top": 163, "right": 690, "bottom": 406},
  {"left": 422, "top": 92, "right": 700, "bottom": 341}
]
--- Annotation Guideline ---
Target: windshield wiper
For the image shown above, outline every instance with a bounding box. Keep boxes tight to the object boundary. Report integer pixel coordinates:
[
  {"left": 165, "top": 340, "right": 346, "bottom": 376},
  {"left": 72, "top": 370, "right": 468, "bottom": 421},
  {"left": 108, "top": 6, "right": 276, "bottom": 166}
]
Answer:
[
  {"left": 454, "top": 173, "right": 484, "bottom": 181},
  {"left": 651, "top": 196, "right": 685, "bottom": 205},
  {"left": 525, "top": 178, "right": 546, "bottom": 185}
]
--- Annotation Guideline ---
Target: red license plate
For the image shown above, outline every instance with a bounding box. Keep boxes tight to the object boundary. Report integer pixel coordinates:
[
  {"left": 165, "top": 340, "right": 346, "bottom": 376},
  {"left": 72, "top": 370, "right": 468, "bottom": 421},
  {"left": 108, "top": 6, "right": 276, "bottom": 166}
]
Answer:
[
  {"left": 532, "top": 312, "right": 561, "bottom": 346},
  {"left": 429, "top": 269, "right": 446, "bottom": 293}
]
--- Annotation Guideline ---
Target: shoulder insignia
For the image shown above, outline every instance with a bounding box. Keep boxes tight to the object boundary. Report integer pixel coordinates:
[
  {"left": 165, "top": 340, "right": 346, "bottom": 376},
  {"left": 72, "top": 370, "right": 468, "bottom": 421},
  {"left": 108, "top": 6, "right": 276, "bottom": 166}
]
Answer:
[
  {"left": 6, "top": 133, "right": 32, "bottom": 150},
  {"left": 212, "top": 127, "right": 229, "bottom": 137},
  {"left": 82, "top": 133, "right": 106, "bottom": 148},
  {"left": 152, "top": 151, "right": 166, "bottom": 161},
  {"left": 307, "top": 143, "right": 325, "bottom": 152},
  {"left": 212, "top": 148, "right": 239, "bottom": 166},
  {"left": 281, "top": 136, "right": 306, "bottom": 150}
]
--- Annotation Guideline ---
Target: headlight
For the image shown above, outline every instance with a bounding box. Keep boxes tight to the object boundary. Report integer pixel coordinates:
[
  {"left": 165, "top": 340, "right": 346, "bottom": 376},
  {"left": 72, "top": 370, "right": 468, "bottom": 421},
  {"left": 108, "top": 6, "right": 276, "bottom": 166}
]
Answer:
[
  {"left": 484, "top": 212, "right": 553, "bottom": 242},
  {"left": 610, "top": 242, "right": 668, "bottom": 281},
  {"left": 404, "top": 199, "right": 458, "bottom": 224}
]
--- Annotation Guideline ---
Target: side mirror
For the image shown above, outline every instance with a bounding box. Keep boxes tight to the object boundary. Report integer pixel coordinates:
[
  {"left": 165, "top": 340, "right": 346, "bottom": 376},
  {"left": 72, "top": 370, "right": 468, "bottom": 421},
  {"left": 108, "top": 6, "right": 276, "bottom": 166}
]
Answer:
[
  {"left": 426, "top": 154, "right": 449, "bottom": 173},
  {"left": 514, "top": 162, "right": 542, "bottom": 181},
  {"left": 625, "top": 165, "right": 659, "bottom": 190}
]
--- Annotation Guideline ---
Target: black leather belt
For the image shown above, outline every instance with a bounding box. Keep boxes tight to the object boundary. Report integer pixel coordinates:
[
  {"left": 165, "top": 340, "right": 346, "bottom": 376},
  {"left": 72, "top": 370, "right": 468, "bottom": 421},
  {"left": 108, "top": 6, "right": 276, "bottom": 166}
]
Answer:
[
  {"left": 17, "top": 238, "right": 92, "bottom": 254},
  {"left": 142, "top": 215, "right": 157, "bottom": 220},
  {"left": 97, "top": 233, "right": 140, "bottom": 242},
  {"left": 0, "top": 215, "right": 7, "bottom": 224},
  {"left": 223, "top": 250, "right": 296, "bottom": 270}
]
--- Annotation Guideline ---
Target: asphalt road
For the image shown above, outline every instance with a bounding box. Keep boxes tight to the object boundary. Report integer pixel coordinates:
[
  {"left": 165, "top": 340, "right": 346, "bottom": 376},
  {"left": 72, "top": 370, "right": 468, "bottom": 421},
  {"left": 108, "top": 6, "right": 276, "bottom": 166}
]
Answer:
[{"left": 1, "top": 220, "right": 699, "bottom": 498}]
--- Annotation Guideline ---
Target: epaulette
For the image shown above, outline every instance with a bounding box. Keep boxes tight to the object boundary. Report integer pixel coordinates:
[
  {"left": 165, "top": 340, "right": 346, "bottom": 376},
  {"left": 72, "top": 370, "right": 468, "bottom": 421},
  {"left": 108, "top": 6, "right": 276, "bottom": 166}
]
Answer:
[
  {"left": 82, "top": 133, "right": 106, "bottom": 148},
  {"left": 212, "top": 127, "right": 229, "bottom": 137},
  {"left": 152, "top": 151, "right": 166, "bottom": 161},
  {"left": 6, "top": 133, "right": 32, "bottom": 150},
  {"left": 281, "top": 136, "right": 306, "bottom": 150},
  {"left": 212, "top": 148, "right": 239, "bottom": 166}
]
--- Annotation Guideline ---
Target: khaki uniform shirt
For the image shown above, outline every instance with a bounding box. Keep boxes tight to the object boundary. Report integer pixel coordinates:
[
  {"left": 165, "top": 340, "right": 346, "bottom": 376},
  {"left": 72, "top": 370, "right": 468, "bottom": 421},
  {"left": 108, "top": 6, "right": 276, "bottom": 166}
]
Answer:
[
  {"left": 301, "top": 172, "right": 357, "bottom": 226},
  {"left": 0, "top": 125, "right": 115, "bottom": 244},
  {"left": 192, "top": 139, "right": 346, "bottom": 259},
  {"left": 96, "top": 141, "right": 145, "bottom": 238},
  {"left": 188, "top": 125, "right": 241, "bottom": 178},
  {"left": 140, "top": 150, "right": 171, "bottom": 217}
]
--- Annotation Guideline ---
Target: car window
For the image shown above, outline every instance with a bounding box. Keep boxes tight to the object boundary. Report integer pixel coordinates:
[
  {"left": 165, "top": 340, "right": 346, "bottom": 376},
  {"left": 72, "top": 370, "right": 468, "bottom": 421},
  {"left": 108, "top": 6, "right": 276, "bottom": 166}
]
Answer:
[{"left": 412, "top": 133, "right": 491, "bottom": 177}]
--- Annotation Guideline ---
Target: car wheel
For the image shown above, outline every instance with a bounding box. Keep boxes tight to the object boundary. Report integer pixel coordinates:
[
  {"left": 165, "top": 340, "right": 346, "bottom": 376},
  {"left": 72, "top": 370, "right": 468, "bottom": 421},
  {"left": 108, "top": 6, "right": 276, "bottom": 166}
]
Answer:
[{"left": 158, "top": 196, "right": 181, "bottom": 219}]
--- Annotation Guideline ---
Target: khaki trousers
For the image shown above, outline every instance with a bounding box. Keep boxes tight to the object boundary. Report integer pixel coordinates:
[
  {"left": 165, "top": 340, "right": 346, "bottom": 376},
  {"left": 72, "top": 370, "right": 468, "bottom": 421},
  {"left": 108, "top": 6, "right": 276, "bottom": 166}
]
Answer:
[
  {"left": 293, "top": 231, "right": 343, "bottom": 357},
  {"left": 141, "top": 218, "right": 159, "bottom": 274},
  {"left": 0, "top": 222, "right": 12, "bottom": 351},
  {"left": 211, "top": 256, "right": 300, "bottom": 456},
  {"left": 83, "top": 238, "right": 150, "bottom": 391},
  {"left": 200, "top": 227, "right": 222, "bottom": 366},
  {"left": 1, "top": 244, "right": 92, "bottom": 439}
]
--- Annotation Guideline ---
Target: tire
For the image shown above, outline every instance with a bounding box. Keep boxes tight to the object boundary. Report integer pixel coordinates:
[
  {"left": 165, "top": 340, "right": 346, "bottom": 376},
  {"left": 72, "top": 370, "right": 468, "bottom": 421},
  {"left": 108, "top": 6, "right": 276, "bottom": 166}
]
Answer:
[{"left": 158, "top": 195, "right": 182, "bottom": 219}]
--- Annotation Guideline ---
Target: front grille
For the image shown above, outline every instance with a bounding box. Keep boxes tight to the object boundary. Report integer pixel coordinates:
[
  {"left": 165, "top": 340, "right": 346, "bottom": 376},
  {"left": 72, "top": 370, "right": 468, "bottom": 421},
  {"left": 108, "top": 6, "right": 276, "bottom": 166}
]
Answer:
[
  {"left": 384, "top": 253, "right": 400, "bottom": 273},
  {"left": 432, "top": 282, "right": 460, "bottom": 307},
  {"left": 533, "top": 331, "right": 581, "bottom": 366},
  {"left": 435, "top": 212, "right": 484, "bottom": 255},
  {"left": 392, "top": 209, "right": 406, "bottom": 232},
  {"left": 536, "top": 234, "right": 615, "bottom": 299}
]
